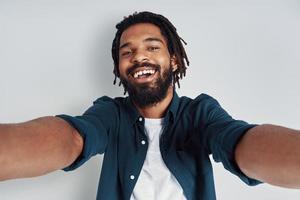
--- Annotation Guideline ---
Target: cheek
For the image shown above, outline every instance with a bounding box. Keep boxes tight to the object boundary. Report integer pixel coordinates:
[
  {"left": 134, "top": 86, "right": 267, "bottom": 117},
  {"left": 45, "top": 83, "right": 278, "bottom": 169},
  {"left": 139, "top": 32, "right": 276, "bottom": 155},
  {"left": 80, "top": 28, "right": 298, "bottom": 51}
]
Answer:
[
  {"left": 118, "top": 60, "right": 127, "bottom": 77},
  {"left": 119, "top": 69, "right": 127, "bottom": 79},
  {"left": 156, "top": 51, "right": 171, "bottom": 65},
  {"left": 157, "top": 57, "right": 171, "bottom": 68}
]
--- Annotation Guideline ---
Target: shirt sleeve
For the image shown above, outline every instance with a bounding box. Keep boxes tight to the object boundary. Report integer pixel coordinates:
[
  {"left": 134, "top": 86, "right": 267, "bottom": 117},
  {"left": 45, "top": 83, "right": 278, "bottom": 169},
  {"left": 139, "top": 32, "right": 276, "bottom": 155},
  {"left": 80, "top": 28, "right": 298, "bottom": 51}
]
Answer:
[
  {"left": 198, "top": 94, "right": 262, "bottom": 186},
  {"left": 56, "top": 96, "right": 118, "bottom": 171}
]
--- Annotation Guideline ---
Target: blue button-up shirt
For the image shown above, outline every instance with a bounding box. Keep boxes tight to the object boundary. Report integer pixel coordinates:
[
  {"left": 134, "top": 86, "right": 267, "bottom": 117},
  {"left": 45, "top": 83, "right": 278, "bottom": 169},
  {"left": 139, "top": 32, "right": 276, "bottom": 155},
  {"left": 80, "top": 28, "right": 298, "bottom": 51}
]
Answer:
[{"left": 57, "top": 92, "right": 261, "bottom": 200}]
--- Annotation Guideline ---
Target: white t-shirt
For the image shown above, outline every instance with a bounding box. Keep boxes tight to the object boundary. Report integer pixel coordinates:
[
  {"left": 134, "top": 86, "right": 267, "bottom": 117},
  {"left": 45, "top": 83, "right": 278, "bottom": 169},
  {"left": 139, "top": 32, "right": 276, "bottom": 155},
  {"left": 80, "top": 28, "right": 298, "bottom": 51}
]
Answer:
[{"left": 130, "top": 118, "right": 186, "bottom": 200}]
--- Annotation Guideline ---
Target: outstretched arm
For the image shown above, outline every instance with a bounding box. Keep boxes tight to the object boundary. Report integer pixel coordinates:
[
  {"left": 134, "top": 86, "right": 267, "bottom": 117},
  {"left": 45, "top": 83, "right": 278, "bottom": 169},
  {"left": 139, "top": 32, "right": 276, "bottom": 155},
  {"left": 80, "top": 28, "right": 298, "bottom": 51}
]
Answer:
[
  {"left": 0, "top": 116, "right": 83, "bottom": 181},
  {"left": 235, "top": 124, "right": 300, "bottom": 188}
]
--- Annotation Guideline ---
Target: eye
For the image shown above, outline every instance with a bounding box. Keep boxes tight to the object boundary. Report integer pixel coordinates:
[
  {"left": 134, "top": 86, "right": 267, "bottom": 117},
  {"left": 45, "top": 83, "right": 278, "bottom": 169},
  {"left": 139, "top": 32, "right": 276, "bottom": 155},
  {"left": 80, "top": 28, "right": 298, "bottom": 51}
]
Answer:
[
  {"left": 148, "top": 46, "right": 160, "bottom": 51},
  {"left": 121, "top": 51, "right": 132, "bottom": 57}
]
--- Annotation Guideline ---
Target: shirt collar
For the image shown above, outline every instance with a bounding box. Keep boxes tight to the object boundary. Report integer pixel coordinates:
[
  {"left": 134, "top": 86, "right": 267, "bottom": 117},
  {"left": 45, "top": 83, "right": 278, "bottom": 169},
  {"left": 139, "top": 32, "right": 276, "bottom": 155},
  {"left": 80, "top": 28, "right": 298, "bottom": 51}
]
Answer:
[{"left": 124, "top": 91, "right": 180, "bottom": 125}]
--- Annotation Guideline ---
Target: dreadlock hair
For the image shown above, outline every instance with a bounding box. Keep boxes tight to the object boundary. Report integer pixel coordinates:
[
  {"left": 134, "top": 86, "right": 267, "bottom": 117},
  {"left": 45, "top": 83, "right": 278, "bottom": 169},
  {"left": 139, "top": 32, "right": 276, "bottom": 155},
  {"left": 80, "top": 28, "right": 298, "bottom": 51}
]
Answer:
[{"left": 111, "top": 11, "right": 189, "bottom": 92}]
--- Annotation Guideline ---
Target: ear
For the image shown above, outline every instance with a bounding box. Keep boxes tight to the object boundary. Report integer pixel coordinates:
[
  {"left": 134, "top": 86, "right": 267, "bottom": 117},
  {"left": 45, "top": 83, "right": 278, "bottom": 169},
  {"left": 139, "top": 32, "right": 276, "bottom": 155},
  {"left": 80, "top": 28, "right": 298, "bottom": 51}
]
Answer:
[{"left": 170, "top": 55, "right": 178, "bottom": 72}]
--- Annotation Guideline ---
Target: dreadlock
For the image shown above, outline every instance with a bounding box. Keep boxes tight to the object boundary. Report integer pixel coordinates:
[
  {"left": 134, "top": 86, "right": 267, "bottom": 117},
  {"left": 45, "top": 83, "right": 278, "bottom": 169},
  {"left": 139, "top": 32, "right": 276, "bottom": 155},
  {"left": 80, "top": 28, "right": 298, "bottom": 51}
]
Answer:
[{"left": 111, "top": 11, "right": 189, "bottom": 90}]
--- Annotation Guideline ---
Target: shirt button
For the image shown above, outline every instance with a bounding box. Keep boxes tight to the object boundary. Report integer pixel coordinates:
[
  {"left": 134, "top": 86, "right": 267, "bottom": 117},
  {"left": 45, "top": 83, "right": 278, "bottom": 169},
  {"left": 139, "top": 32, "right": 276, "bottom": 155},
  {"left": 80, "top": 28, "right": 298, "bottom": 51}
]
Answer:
[
  {"left": 130, "top": 175, "right": 135, "bottom": 180},
  {"left": 141, "top": 140, "right": 146, "bottom": 145},
  {"left": 138, "top": 117, "right": 143, "bottom": 122}
]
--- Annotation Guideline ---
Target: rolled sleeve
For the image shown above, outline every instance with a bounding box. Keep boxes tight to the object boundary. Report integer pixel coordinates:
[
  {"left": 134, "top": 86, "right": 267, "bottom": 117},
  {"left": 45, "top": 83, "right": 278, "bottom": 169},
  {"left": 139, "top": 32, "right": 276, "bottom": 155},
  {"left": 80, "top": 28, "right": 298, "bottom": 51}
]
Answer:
[
  {"left": 56, "top": 96, "right": 118, "bottom": 171},
  {"left": 200, "top": 94, "right": 262, "bottom": 186}
]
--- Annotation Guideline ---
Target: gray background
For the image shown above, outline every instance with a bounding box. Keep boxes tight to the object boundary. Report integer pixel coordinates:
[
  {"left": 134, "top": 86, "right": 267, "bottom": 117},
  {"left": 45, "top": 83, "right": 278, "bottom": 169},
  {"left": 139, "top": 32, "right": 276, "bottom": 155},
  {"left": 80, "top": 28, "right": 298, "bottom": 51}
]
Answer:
[{"left": 0, "top": 0, "right": 300, "bottom": 199}]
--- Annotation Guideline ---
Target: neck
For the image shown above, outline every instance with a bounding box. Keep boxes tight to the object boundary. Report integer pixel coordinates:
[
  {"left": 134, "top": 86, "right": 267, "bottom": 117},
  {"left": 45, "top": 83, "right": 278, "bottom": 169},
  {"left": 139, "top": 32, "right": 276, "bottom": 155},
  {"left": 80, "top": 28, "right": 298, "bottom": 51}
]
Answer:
[{"left": 135, "top": 87, "right": 174, "bottom": 119}]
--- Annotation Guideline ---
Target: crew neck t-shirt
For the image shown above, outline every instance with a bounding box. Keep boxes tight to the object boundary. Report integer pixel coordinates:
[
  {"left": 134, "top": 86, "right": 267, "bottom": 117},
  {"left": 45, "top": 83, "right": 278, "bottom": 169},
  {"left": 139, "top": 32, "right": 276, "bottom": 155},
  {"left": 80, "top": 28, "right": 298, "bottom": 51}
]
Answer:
[{"left": 130, "top": 118, "right": 186, "bottom": 200}]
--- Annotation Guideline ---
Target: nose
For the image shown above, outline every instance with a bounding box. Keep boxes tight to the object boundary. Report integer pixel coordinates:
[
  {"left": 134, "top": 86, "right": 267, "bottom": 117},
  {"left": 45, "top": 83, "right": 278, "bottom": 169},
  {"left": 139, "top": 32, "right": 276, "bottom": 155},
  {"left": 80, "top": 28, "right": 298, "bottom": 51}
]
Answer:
[{"left": 131, "top": 50, "right": 149, "bottom": 64}]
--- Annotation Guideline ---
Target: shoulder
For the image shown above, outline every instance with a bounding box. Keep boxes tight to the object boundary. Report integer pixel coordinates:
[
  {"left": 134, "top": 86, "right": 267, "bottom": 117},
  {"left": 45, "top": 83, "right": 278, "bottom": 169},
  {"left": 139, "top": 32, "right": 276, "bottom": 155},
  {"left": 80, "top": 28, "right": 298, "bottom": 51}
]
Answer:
[
  {"left": 93, "top": 95, "right": 125, "bottom": 104},
  {"left": 179, "top": 93, "right": 220, "bottom": 108},
  {"left": 85, "top": 96, "right": 127, "bottom": 116},
  {"left": 194, "top": 93, "right": 219, "bottom": 103},
  {"left": 177, "top": 93, "right": 225, "bottom": 121},
  {"left": 92, "top": 96, "right": 127, "bottom": 108}
]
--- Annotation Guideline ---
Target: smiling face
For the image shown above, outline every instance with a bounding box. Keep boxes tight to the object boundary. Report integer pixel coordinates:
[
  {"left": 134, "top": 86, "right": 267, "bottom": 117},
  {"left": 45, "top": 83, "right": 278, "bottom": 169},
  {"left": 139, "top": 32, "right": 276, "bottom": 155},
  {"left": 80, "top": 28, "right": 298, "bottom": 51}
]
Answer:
[{"left": 118, "top": 23, "right": 178, "bottom": 108}]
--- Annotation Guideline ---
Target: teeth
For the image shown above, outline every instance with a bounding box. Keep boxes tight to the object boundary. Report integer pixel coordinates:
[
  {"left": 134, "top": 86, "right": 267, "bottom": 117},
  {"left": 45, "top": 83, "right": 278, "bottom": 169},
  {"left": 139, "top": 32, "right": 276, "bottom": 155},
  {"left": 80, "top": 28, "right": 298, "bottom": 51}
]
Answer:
[{"left": 133, "top": 69, "right": 156, "bottom": 79}]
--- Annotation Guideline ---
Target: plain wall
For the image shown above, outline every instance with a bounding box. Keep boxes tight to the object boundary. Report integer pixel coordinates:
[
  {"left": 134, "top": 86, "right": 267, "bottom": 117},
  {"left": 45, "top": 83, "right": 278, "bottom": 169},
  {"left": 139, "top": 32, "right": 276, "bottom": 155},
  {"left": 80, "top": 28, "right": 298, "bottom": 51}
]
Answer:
[{"left": 0, "top": 0, "right": 299, "bottom": 199}]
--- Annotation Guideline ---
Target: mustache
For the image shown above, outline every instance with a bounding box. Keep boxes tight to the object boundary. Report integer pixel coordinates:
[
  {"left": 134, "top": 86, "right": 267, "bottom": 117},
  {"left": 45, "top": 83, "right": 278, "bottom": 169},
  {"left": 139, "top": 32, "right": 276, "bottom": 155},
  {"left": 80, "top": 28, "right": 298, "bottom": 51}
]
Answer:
[{"left": 126, "top": 62, "right": 160, "bottom": 76}]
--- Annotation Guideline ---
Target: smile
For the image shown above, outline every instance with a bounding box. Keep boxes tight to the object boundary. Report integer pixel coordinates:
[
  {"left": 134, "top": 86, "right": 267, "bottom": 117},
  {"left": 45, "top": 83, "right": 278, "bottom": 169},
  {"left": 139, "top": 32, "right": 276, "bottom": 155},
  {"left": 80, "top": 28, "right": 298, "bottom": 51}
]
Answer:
[
  {"left": 133, "top": 69, "right": 156, "bottom": 79},
  {"left": 128, "top": 66, "right": 159, "bottom": 84}
]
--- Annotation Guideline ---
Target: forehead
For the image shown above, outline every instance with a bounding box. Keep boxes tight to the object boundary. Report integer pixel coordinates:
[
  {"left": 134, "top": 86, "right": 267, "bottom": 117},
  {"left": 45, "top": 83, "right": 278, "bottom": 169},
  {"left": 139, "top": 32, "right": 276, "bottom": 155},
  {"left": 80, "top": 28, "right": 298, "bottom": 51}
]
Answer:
[{"left": 119, "top": 23, "right": 167, "bottom": 47}]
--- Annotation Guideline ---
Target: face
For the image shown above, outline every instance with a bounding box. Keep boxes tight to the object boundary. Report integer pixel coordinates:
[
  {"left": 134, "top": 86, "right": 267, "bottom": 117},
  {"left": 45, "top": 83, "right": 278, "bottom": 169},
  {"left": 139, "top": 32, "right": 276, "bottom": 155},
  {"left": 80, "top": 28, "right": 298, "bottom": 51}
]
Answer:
[{"left": 118, "top": 23, "right": 177, "bottom": 107}]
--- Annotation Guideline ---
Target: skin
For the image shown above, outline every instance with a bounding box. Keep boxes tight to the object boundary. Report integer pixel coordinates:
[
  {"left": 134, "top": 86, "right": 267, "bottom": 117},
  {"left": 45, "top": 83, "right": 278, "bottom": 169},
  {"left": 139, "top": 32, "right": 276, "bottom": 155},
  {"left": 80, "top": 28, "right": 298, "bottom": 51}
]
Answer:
[
  {"left": 0, "top": 22, "right": 300, "bottom": 190},
  {"left": 235, "top": 124, "right": 300, "bottom": 188},
  {"left": 0, "top": 116, "right": 82, "bottom": 180},
  {"left": 118, "top": 23, "right": 177, "bottom": 118}
]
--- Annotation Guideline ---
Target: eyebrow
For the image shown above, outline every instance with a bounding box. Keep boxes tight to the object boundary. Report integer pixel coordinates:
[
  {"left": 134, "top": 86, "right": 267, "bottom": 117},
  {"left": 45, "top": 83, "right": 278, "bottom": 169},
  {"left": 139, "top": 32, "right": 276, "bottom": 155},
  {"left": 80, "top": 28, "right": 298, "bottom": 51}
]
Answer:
[{"left": 119, "top": 37, "right": 164, "bottom": 50}]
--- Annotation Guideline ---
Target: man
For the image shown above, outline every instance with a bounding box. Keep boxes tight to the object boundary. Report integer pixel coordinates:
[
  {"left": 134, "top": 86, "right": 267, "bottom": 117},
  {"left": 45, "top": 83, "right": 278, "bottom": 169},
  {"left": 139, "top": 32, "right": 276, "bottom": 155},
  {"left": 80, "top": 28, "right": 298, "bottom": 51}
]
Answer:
[{"left": 0, "top": 11, "right": 300, "bottom": 200}]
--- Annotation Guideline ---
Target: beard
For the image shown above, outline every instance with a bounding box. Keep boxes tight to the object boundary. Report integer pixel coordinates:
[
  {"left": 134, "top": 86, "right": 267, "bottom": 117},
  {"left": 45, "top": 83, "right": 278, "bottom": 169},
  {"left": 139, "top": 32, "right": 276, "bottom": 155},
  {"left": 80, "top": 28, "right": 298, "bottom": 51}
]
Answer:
[{"left": 120, "top": 62, "right": 173, "bottom": 108}]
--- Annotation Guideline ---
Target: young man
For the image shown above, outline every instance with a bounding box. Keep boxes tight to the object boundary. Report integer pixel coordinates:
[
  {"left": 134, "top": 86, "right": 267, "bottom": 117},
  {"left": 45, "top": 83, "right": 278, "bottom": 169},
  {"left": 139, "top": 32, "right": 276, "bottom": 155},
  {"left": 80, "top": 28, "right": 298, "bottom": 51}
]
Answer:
[{"left": 0, "top": 11, "right": 300, "bottom": 200}]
